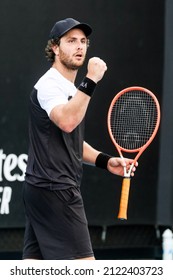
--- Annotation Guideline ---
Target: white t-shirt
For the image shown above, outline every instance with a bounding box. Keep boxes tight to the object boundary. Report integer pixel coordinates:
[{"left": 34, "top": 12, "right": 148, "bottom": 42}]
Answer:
[{"left": 35, "top": 67, "right": 77, "bottom": 116}]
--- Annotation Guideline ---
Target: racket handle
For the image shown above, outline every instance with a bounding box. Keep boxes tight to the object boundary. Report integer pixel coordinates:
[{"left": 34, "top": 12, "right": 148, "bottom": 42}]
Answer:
[{"left": 117, "top": 177, "right": 131, "bottom": 220}]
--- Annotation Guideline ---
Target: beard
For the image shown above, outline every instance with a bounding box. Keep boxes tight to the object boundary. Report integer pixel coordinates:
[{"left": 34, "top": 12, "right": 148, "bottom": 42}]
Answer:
[{"left": 58, "top": 49, "right": 85, "bottom": 70}]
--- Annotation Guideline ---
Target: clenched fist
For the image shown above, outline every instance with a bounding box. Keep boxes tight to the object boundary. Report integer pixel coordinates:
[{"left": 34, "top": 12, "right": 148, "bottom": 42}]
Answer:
[{"left": 86, "top": 57, "right": 107, "bottom": 83}]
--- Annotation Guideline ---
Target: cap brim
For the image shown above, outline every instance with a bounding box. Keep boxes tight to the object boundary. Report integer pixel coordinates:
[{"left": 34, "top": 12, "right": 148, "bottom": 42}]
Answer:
[
  {"left": 59, "top": 23, "right": 92, "bottom": 38},
  {"left": 74, "top": 23, "right": 92, "bottom": 37}
]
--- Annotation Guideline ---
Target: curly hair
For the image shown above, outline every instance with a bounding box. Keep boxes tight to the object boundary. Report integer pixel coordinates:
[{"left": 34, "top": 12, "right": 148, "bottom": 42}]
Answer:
[
  {"left": 45, "top": 38, "right": 90, "bottom": 63},
  {"left": 45, "top": 38, "right": 60, "bottom": 63}
]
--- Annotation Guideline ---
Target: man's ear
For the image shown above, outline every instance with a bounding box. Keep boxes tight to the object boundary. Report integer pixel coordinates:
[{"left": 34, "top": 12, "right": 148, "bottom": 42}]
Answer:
[{"left": 52, "top": 45, "right": 59, "bottom": 56}]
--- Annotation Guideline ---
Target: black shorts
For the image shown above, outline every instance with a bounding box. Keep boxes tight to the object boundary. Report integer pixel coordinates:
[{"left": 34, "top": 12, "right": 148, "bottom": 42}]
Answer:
[{"left": 22, "top": 182, "right": 94, "bottom": 260}]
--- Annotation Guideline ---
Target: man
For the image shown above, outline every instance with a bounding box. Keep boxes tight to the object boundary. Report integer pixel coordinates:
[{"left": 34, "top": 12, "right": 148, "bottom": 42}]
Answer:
[{"left": 23, "top": 18, "right": 137, "bottom": 260}]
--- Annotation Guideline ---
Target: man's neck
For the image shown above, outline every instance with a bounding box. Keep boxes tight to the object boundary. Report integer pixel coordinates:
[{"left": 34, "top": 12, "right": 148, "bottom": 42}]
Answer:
[{"left": 52, "top": 62, "right": 78, "bottom": 83}]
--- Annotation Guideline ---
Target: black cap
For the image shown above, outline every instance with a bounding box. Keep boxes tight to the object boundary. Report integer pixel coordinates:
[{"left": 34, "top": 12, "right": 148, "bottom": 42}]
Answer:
[{"left": 49, "top": 18, "right": 92, "bottom": 39}]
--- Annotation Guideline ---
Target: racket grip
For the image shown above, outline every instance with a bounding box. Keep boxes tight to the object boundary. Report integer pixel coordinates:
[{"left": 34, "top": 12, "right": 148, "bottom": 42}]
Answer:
[{"left": 117, "top": 177, "right": 131, "bottom": 220}]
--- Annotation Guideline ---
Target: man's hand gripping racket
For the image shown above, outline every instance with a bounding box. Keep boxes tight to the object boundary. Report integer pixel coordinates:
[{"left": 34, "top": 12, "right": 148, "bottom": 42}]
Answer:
[{"left": 107, "top": 86, "right": 160, "bottom": 220}]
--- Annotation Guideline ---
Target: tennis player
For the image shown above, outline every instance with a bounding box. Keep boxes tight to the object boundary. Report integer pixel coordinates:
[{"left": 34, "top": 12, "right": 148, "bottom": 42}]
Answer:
[{"left": 23, "top": 18, "right": 137, "bottom": 260}]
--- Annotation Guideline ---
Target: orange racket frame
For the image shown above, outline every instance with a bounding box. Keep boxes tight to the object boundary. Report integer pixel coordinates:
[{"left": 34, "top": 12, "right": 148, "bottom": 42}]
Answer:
[{"left": 107, "top": 86, "right": 161, "bottom": 220}]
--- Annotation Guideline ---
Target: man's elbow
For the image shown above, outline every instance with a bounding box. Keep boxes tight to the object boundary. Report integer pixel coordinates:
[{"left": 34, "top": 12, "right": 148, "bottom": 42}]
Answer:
[{"left": 58, "top": 118, "right": 78, "bottom": 133}]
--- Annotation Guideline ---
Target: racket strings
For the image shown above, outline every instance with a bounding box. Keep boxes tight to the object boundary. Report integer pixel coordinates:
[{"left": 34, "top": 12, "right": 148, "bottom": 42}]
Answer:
[{"left": 110, "top": 91, "right": 158, "bottom": 150}]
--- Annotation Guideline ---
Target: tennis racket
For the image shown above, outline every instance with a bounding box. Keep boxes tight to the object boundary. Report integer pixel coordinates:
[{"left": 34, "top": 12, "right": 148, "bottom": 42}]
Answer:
[{"left": 107, "top": 86, "right": 160, "bottom": 220}]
